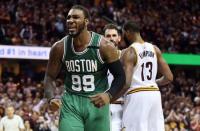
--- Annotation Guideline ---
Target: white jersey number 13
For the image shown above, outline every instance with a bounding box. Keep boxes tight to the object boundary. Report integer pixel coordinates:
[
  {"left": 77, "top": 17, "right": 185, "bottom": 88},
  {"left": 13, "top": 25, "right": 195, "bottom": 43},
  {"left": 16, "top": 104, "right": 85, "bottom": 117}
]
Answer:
[{"left": 141, "top": 62, "right": 153, "bottom": 81}]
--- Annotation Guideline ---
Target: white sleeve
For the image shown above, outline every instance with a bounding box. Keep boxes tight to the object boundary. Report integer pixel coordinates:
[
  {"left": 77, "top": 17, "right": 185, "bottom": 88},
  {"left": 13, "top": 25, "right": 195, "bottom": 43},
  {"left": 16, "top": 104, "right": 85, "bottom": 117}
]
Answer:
[
  {"left": 0, "top": 118, "right": 4, "bottom": 131},
  {"left": 18, "top": 116, "right": 25, "bottom": 129}
]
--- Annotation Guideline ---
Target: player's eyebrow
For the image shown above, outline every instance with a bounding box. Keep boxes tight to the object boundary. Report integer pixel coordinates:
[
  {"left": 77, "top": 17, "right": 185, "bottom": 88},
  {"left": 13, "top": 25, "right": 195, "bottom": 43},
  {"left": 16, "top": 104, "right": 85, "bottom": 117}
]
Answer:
[
  {"left": 106, "top": 34, "right": 111, "bottom": 37},
  {"left": 67, "top": 14, "right": 81, "bottom": 19}
]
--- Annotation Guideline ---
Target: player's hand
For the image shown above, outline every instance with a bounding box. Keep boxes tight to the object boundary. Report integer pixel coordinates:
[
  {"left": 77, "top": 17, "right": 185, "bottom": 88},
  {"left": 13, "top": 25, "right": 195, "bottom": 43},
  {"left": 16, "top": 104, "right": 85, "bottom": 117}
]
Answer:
[
  {"left": 48, "top": 98, "right": 61, "bottom": 111},
  {"left": 90, "top": 93, "right": 110, "bottom": 108}
]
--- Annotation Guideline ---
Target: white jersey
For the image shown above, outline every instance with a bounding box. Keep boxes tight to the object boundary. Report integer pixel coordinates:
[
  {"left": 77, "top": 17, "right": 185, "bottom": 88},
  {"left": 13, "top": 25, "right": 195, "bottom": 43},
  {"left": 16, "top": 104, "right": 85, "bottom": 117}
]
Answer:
[
  {"left": 122, "top": 42, "right": 164, "bottom": 131},
  {"left": 127, "top": 42, "right": 158, "bottom": 93},
  {"left": 0, "top": 115, "right": 25, "bottom": 131}
]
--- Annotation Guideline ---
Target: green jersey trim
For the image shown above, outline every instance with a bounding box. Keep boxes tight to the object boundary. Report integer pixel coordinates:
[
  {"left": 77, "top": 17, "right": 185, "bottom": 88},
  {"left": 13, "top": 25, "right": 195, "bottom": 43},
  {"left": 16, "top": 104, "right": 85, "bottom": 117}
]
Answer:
[
  {"left": 71, "top": 32, "right": 94, "bottom": 55},
  {"left": 62, "top": 36, "right": 68, "bottom": 62},
  {"left": 97, "top": 35, "right": 104, "bottom": 64}
]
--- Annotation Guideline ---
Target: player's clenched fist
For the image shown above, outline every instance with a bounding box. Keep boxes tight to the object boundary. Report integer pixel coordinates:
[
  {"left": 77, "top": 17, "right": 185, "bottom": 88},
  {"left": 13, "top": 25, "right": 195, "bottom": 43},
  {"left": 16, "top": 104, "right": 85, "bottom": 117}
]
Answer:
[
  {"left": 90, "top": 93, "right": 110, "bottom": 108},
  {"left": 49, "top": 98, "right": 61, "bottom": 111}
]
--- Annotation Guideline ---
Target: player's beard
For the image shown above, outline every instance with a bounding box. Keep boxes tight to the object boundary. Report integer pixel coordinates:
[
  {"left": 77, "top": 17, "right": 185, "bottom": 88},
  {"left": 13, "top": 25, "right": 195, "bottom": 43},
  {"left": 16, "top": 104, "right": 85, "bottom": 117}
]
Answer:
[
  {"left": 69, "top": 21, "right": 86, "bottom": 37},
  {"left": 124, "top": 35, "right": 132, "bottom": 47}
]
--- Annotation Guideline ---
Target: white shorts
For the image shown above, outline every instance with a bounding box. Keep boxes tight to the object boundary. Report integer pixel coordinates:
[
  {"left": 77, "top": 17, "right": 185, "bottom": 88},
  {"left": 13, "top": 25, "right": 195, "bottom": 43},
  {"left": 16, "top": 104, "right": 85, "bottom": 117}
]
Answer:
[
  {"left": 110, "top": 104, "right": 123, "bottom": 131},
  {"left": 122, "top": 91, "right": 164, "bottom": 131}
]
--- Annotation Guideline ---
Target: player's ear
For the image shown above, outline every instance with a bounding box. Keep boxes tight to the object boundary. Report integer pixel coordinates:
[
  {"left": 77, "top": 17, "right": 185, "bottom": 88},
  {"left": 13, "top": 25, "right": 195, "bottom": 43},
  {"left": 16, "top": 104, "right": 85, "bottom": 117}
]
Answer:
[
  {"left": 118, "top": 35, "right": 121, "bottom": 42},
  {"left": 85, "top": 19, "right": 89, "bottom": 25},
  {"left": 126, "top": 30, "right": 132, "bottom": 38}
]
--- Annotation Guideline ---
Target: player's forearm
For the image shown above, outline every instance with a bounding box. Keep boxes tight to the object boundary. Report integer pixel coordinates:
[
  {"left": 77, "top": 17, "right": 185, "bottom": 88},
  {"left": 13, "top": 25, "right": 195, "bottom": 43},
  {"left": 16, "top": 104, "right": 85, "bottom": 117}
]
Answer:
[
  {"left": 44, "top": 75, "right": 56, "bottom": 100},
  {"left": 110, "top": 89, "right": 125, "bottom": 103},
  {"left": 110, "top": 83, "right": 129, "bottom": 103},
  {"left": 107, "top": 60, "right": 126, "bottom": 100},
  {"left": 156, "top": 76, "right": 172, "bottom": 86},
  {"left": 108, "top": 73, "right": 126, "bottom": 96}
]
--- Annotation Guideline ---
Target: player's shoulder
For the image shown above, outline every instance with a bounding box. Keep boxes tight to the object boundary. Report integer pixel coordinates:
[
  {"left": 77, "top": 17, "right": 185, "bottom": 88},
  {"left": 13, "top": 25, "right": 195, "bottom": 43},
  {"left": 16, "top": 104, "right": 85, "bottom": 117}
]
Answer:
[
  {"left": 121, "top": 46, "right": 136, "bottom": 62},
  {"left": 98, "top": 35, "right": 117, "bottom": 55},
  {"left": 51, "top": 36, "right": 67, "bottom": 50},
  {"left": 54, "top": 36, "right": 67, "bottom": 46},
  {"left": 92, "top": 32, "right": 112, "bottom": 47},
  {"left": 100, "top": 35, "right": 115, "bottom": 48},
  {"left": 124, "top": 46, "right": 136, "bottom": 55},
  {"left": 152, "top": 44, "right": 162, "bottom": 56},
  {"left": 144, "top": 42, "right": 157, "bottom": 49},
  {"left": 13, "top": 114, "right": 23, "bottom": 119},
  {"left": 1, "top": 115, "right": 7, "bottom": 121},
  {"left": 49, "top": 36, "right": 68, "bottom": 58},
  {"left": 92, "top": 31, "right": 115, "bottom": 49},
  {"left": 121, "top": 44, "right": 139, "bottom": 64}
]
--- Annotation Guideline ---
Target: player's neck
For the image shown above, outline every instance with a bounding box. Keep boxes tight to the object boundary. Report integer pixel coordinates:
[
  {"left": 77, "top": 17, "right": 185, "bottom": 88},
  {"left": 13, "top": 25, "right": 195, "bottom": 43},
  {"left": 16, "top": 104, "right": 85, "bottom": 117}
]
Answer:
[
  {"left": 73, "top": 30, "right": 91, "bottom": 51},
  {"left": 7, "top": 114, "right": 14, "bottom": 119},
  {"left": 134, "top": 34, "right": 144, "bottom": 44}
]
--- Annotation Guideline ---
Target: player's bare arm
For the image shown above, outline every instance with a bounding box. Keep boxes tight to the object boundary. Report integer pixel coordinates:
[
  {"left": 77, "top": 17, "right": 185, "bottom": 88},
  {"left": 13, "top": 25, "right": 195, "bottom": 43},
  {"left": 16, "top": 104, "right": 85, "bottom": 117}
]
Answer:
[
  {"left": 90, "top": 38, "right": 125, "bottom": 108},
  {"left": 44, "top": 40, "right": 64, "bottom": 111},
  {"left": 111, "top": 47, "right": 136, "bottom": 102},
  {"left": 100, "top": 38, "right": 119, "bottom": 63},
  {"left": 154, "top": 45, "right": 173, "bottom": 86}
]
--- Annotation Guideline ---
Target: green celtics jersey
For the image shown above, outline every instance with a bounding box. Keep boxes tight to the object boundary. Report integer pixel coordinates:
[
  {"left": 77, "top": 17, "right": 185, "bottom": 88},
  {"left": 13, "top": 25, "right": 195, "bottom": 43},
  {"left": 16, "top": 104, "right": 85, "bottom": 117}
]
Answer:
[{"left": 62, "top": 32, "right": 109, "bottom": 96}]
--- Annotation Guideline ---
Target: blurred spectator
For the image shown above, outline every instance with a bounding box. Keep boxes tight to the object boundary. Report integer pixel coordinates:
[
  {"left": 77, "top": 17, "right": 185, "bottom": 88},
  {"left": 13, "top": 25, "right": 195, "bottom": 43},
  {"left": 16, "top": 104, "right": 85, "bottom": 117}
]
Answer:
[
  {"left": 161, "top": 68, "right": 200, "bottom": 131},
  {"left": 0, "top": 105, "right": 25, "bottom": 131},
  {"left": 0, "top": 0, "right": 199, "bottom": 53},
  {"left": 0, "top": 24, "right": 5, "bottom": 43},
  {"left": 20, "top": 25, "right": 33, "bottom": 45},
  {"left": 0, "top": 106, "right": 4, "bottom": 119},
  {"left": 24, "top": 120, "right": 33, "bottom": 131}
]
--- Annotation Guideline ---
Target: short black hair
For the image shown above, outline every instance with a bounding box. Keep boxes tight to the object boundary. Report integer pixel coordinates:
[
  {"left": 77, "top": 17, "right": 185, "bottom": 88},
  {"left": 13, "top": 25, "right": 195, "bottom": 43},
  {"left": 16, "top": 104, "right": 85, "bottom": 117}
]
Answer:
[
  {"left": 103, "top": 24, "right": 120, "bottom": 35},
  {"left": 123, "top": 21, "right": 141, "bottom": 33},
  {"left": 71, "top": 5, "right": 90, "bottom": 20}
]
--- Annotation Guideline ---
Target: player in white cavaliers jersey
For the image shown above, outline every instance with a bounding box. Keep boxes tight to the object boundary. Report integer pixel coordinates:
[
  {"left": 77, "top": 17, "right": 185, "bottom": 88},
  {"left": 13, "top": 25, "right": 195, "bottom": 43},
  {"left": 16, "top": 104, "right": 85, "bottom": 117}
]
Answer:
[
  {"left": 118, "top": 21, "right": 173, "bottom": 131},
  {"left": 104, "top": 24, "right": 123, "bottom": 131}
]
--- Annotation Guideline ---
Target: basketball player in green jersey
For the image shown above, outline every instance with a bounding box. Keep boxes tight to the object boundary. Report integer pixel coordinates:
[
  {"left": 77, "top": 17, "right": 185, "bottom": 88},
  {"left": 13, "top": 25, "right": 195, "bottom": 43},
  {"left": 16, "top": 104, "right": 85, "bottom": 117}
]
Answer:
[{"left": 44, "top": 5, "right": 125, "bottom": 131}]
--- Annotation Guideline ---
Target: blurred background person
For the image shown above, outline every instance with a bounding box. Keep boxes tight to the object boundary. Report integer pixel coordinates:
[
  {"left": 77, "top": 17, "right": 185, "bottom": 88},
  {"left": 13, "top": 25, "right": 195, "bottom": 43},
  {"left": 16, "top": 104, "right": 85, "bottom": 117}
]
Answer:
[
  {"left": 103, "top": 23, "right": 123, "bottom": 131},
  {"left": 0, "top": 105, "right": 25, "bottom": 131}
]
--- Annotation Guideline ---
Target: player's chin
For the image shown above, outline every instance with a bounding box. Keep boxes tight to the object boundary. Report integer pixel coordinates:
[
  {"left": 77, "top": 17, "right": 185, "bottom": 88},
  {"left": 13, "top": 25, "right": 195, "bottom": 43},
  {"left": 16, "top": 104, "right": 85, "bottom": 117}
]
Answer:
[{"left": 68, "top": 31, "right": 78, "bottom": 37}]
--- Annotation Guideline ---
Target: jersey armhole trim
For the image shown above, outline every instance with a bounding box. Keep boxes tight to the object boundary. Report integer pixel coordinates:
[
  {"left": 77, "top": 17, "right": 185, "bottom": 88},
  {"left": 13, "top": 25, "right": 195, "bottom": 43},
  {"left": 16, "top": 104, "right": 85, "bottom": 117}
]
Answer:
[
  {"left": 97, "top": 36, "right": 104, "bottom": 64},
  {"left": 130, "top": 45, "right": 138, "bottom": 66},
  {"left": 62, "top": 36, "right": 68, "bottom": 62},
  {"left": 71, "top": 32, "right": 94, "bottom": 55},
  {"left": 152, "top": 45, "right": 158, "bottom": 60}
]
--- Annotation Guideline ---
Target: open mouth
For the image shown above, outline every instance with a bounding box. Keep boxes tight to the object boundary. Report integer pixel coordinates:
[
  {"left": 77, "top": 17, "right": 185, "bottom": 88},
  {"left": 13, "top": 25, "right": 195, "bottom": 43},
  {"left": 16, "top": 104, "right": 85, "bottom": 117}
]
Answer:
[{"left": 68, "top": 27, "right": 76, "bottom": 32}]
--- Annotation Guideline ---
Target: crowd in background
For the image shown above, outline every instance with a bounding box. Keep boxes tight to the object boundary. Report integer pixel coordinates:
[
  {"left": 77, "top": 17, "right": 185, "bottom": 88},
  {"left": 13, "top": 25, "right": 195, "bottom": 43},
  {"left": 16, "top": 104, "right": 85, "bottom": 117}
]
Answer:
[
  {"left": 161, "top": 68, "right": 200, "bottom": 130},
  {"left": 0, "top": 0, "right": 199, "bottom": 53},
  {"left": 0, "top": 71, "right": 62, "bottom": 131},
  {"left": 0, "top": 0, "right": 200, "bottom": 131}
]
